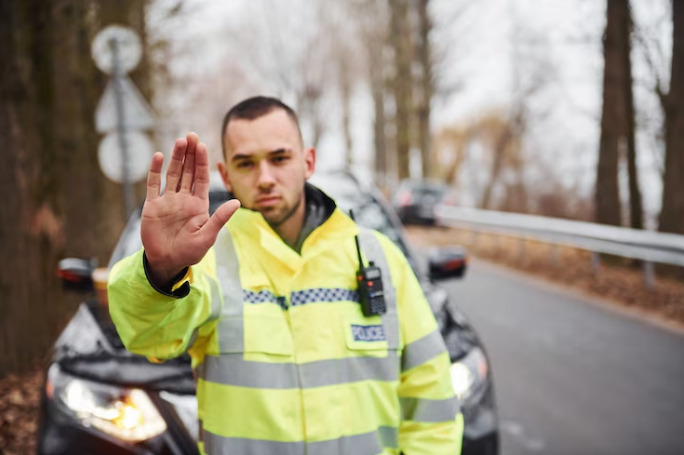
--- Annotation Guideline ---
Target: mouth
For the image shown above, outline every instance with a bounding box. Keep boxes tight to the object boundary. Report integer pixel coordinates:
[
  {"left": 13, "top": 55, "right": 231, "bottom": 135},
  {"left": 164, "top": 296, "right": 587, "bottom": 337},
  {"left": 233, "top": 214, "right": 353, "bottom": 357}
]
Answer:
[{"left": 256, "top": 195, "right": 281, "bottom": 207}]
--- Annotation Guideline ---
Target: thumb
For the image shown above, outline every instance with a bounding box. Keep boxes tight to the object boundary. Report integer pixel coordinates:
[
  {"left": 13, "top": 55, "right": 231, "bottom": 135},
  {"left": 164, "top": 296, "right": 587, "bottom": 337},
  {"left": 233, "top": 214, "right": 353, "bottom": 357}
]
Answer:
[{"left": 202, "top": 199, "right": 241, "bottom": 241}]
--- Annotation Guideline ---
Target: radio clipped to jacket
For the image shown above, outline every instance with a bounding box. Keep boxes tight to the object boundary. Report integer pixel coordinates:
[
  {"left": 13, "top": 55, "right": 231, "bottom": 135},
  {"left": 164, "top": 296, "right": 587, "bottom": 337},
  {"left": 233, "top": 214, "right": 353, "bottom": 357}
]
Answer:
[{"left": 350, "top": 211, "right": 387, "bottom": 317}]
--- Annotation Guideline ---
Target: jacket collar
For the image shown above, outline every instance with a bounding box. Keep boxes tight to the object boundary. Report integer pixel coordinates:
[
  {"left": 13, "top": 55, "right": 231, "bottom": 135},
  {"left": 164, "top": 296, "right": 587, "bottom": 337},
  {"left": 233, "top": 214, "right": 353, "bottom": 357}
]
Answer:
[{"left": 226, "top": 184, "right": 358, "bottom": 262}]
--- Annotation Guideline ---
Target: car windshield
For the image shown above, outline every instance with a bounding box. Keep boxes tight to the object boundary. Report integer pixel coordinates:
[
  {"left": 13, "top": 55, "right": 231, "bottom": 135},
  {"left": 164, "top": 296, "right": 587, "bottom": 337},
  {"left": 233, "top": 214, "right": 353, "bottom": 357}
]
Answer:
[
  {"left": 324, "top": 191, "right": 408, "bottom": 258},
  {"left": 310, "top": 172, "right": 411, "bottom": 257}
]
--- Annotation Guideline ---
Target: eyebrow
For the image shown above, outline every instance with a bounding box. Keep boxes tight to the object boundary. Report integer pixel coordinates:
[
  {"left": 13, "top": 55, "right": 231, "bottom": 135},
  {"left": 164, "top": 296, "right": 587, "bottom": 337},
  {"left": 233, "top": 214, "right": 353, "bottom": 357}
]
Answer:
[{"left": 231, "top": 148, "right": 291, "bottom": 162}]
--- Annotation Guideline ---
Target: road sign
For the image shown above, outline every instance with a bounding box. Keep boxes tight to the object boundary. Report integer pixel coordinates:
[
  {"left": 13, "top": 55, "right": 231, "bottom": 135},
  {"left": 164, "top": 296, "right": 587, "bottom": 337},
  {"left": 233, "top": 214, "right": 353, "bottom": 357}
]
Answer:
[
  {"left": 92, "top": 25, "right": 142, "bottom": 75},
  {"left": 92, "top": 25, "right": 151, "bottom": 217},
  {"left": 98, "top": 131, "right": 153, "bottom": 184},
  {"left": 95, "top": 75, "right": 155, "bottom": 132}
]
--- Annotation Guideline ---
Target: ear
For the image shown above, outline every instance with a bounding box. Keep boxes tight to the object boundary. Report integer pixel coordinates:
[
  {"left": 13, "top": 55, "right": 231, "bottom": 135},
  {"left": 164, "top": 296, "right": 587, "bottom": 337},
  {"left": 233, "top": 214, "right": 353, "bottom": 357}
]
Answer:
[
  {"left": 304, "top": 147, "right": 316, "bottom": 179},
  {"left": 217, "top": 161, "right": 232, "bottom": 192}
]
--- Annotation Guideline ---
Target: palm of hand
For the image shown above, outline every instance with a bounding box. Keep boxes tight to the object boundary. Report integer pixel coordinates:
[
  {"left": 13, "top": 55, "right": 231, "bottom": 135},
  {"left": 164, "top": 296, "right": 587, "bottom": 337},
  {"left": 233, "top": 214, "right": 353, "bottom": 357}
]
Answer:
[
  {"left": 141, "top": 190, "right": 212, "bottom": 269},
  {"left": 141, "top": 133, "right": 240, "bottom": 286}
]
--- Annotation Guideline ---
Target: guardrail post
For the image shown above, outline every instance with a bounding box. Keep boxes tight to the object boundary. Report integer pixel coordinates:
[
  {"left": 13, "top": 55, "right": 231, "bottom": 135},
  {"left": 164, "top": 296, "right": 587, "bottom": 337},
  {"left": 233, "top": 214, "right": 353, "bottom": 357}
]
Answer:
[
  {"left": 643, "top": 261, "right": 655, "bottom": 291},
  {"left": 591, "top": 252, "right": 601, "bottom": 275}
]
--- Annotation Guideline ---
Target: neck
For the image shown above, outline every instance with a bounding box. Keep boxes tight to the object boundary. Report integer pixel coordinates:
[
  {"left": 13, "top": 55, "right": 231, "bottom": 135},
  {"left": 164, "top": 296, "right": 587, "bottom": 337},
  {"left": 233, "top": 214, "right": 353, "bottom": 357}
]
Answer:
[{"left": 271, "top": 194, "right": 306, "bottom": 248}]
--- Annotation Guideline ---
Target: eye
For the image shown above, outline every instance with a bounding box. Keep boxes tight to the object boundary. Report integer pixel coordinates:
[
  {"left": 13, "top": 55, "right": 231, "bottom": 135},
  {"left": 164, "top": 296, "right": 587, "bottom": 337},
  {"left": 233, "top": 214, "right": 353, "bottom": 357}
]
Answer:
[
  {"left": 272, "top": 155, "right": 289, "bottom": 164},
  {"left": 236, "top": 160, "right": 253, "bottom": 169}
]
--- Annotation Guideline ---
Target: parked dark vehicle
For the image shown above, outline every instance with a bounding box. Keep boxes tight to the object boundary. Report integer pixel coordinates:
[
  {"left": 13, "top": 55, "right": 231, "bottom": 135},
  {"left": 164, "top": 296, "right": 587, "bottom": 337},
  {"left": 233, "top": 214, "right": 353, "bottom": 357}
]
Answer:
[
  {"left": 393, "top": 180, "right": 448, "bottom": 225},
  {"left": 37, "top": 171, "right": 498, "bottom": 455}
]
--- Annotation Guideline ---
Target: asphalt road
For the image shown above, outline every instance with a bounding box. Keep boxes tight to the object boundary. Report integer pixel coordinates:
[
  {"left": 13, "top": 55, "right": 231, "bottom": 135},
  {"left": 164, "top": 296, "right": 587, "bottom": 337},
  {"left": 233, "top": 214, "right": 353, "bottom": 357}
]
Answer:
[{"left": 443, "top": 260, "right": 684, "bottom": 455}]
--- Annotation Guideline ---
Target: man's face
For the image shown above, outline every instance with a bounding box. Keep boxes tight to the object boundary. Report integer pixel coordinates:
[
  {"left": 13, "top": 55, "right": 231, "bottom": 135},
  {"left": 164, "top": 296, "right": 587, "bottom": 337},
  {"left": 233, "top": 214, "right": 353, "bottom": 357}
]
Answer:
[{"left": 218, "top": 109, "right": 316, "bottom": 227}]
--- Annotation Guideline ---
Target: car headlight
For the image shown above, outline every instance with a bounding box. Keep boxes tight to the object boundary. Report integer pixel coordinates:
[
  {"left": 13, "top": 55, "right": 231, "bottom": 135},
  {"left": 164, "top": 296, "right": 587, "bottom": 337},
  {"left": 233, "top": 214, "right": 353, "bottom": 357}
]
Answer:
[
  {"left": 450, "top": 346, "right": 489, "bottom": 402},
  {"left": 46, "top": 363, "right": 167, "bottom": 443}
]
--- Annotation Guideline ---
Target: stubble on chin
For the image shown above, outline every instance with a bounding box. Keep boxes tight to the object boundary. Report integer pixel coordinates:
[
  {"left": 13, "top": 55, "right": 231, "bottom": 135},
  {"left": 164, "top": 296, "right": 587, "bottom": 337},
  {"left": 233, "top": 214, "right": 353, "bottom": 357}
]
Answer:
[{"left": 265, "top": 197, "right": 302, "bottom": 228}]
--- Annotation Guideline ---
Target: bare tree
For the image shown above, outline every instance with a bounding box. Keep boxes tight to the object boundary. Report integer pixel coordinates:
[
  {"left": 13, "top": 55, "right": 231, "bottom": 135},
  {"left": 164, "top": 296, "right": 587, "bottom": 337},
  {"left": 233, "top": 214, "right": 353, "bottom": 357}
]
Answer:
[
  {"left": 339, "top": 55, "right": 355, "bottom": 169},
  {"left": 346, "top": 0, "right": 392, "bottom": 185},
  {"left": 415, "top": 0, "right": 433, "bottom": 178},
  {"left": 0, "top": 0, "right": 63, "bottom": 377},
  {"left": 596, "top": 0, "right": 631, "bottom": 226},
  {"left": 212, "top": 0, "right": 347, "bottom": 151},
  {"left": 659, "top": 1, "right": 684, "bottom": 234},
  {"left": 389, "top": 0, "right": 413, "bottom": 181},
  {"left": 0, "top": 0, "right": 152, "bottom": 377},
  {"left": 433, "top": 125, "right": 468, "bottom": 186},
  {"left": 622, "top": 4, "right": 644, "bottom": 230}
]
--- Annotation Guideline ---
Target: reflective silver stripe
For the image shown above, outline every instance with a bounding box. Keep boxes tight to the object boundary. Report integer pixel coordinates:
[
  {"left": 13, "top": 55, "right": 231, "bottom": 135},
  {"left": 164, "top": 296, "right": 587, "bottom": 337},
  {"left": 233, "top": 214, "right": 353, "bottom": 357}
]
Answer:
[
  {"left": 204, "top": 353, "right": 400, "bottom": 389},
  {"left": 214, "top": 229, "right": 244, "bottom": 353},
  {"left": 203, "top": 427, "right": 398, "bottom": 455},
  {"left": 188, "top": 275, "right": 223, "bottom": 349},
  {"left": 401, "top": 329, "right": 446, "bottom": 372},
  {"left": 207, "top": 273, "right": 223, "bottom": 320},
  {"left": 307, "top": 429, "right": 382, "bottom": 455},
  {"left": 400, "top": 396, "right": 459, "bottom": 423},
  {"left": 358, "top": 229, "right": 399, "bottom": 350},
  {"left": 377, "top": 425, "right": 399, "bottom": 449},
  {"left": 204, "top": 432, "right": 304, "bottom": 455}
]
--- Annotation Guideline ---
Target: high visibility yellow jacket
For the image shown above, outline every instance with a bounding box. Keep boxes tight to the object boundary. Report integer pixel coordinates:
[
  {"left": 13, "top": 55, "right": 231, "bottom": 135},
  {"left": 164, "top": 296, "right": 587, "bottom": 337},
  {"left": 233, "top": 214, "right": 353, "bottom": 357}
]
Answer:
[{"left": 108, "top": 190, "right": 463, "bottom": 455}]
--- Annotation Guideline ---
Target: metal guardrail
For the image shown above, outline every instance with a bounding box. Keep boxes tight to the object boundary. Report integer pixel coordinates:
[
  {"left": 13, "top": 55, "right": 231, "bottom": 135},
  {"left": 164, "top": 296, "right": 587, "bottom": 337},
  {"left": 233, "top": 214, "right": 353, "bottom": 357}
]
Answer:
[{"left": 435, "top": 205, "right": 684, "bottom": 288}]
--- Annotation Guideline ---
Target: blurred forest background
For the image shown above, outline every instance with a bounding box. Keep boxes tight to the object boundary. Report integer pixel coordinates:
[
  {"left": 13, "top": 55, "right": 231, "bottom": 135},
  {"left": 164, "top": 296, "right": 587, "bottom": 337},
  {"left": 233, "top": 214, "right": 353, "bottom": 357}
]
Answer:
[{"left": 0, "top": 0, "right": 683, "bottom": 378}]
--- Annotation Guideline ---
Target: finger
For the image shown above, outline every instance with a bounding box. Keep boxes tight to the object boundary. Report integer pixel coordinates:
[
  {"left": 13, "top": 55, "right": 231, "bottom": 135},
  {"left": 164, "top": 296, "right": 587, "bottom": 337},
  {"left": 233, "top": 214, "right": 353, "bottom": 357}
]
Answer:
[
  {"left": 165, "top": 138, "right": 187, "bottom": 194},
  {"left": 193, "top": 142, "right": 210, "bottom": 199},
  {"left": 146, "top": 152, "right": 164, "bottom": 201},
  {"left": 202, "top": 199, "right": 241, "bottom": 242},
  {"left": 179, "top": 132, "right": 198, "bottom": 193}
]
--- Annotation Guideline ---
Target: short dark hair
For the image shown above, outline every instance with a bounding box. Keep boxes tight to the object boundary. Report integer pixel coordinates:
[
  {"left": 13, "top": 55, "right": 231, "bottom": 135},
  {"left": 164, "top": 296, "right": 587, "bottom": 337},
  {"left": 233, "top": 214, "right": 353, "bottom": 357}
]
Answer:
[{"left": 220, "top": 96, "right": 303, "bottom": 158}]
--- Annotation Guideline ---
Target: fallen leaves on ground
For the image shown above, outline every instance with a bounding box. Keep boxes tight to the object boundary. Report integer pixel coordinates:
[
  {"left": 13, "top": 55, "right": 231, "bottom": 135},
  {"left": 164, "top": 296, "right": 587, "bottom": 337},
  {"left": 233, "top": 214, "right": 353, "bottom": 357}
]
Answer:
[{"left": 0, "top": 369, "right": 42, "bottom": 455}]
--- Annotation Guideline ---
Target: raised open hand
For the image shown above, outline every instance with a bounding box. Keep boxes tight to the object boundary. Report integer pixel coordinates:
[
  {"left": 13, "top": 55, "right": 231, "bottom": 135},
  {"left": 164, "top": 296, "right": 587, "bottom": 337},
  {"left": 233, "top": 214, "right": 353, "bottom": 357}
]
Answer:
[{"left": 141, "top": 133, "right": 240, "bottom": 288}]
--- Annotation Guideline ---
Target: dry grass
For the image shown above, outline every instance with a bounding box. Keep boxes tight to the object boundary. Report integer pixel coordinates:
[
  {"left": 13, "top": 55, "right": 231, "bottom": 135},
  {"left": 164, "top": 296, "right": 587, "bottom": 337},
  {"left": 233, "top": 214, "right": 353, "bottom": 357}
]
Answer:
[{"left": 405, "top": 225, "right": 684, "bottom": 328}]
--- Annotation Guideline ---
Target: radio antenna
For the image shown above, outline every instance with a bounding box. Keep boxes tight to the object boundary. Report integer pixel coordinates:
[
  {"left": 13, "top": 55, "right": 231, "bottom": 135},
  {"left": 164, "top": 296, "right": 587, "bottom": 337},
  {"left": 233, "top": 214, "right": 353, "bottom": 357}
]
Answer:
[{"left": 349, "top": 210, "right": 364, "bottom": 268}]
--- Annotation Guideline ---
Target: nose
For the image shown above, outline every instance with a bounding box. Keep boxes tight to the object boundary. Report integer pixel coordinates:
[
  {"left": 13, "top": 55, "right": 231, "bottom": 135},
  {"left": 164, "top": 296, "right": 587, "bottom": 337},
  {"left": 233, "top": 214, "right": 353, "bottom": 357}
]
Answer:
[{"left": 256, "top": 160, "right": 276, "bottom": 190}]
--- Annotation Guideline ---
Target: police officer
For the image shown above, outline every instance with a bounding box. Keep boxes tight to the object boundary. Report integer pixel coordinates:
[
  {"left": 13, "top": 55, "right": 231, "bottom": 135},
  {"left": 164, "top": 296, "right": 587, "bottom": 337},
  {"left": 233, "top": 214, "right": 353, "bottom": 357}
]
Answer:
[{"left": 108, "top": 96, "right": 463, "bottom": 454}]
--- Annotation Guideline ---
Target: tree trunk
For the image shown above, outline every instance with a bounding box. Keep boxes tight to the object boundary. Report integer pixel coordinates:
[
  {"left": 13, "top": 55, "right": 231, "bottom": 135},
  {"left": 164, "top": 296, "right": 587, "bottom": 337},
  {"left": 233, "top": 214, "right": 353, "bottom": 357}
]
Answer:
[
  {"left": 0, "top": 0, "right": 64, "bottom": 377},
  {"left": 355, "top": 0, "right": 389, "bottom": 187},
  {"left": 0, "top": 0, "right": 151, "bottom": 378},
  {"left": 622, "top": 3, "right": 643, "bottom": 230},
  {"left": 371, "top": 65, "right": 388, "bottom": 184},
  {"left": 339, "top": 58, "right": 354, "bottom": 169},
  {"left": 480, "top": 125, "right": 513, "bottom": 210},
  {"left": 595, "top": 0, "right": 627, "bottom": 226},
  {"left": 53, "top": 0, "right": 124, "bottom": 262},
  {"left": 389, "top": 0, "right": 412, "bottom": 181},
  {"left": 416, "top": 0, "right": 433, "bottom": 179},
  {"left": 659, "top": 0, "right": 684, "bottom": 234}
]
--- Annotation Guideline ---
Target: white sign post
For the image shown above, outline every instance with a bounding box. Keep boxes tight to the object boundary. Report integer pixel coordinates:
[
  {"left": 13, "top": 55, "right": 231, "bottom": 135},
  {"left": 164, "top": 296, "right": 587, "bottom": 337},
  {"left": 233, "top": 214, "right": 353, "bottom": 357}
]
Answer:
[{"left": 92, "top": 25, "right": 155, "bottom": 218}]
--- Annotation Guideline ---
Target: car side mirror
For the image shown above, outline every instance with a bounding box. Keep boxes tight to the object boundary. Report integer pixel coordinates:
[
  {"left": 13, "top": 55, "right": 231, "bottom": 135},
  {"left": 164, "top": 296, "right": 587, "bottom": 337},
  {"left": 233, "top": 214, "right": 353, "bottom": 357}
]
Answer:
[
  {"left": 57, "top": 258, "right": 96, "bottom": 291},
  {"left": 428, "top": 246, "right": 468, "bottom": 281}
]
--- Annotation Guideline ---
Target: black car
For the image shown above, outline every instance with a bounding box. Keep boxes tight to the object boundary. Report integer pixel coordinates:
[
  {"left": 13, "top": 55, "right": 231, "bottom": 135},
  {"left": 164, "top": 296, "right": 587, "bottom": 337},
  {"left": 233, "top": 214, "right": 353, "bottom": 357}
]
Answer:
[
  {"left": 37, "top": 171, "right": 498, "bottom": 455},
  {"left": 392, "top": 180, "right": 448, "bottom": 225}
]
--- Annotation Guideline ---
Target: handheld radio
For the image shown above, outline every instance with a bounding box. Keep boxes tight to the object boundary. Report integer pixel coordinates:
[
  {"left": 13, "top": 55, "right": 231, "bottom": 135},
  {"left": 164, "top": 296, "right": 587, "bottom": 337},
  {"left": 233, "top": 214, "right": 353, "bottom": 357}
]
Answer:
[{"left": 350, "top": 210, "right": 387, "bottom": 317}]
